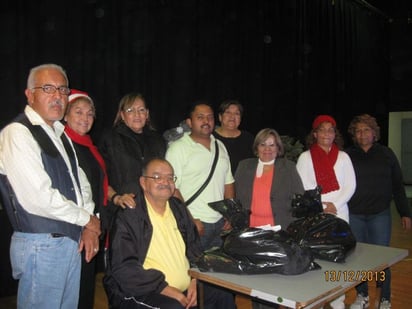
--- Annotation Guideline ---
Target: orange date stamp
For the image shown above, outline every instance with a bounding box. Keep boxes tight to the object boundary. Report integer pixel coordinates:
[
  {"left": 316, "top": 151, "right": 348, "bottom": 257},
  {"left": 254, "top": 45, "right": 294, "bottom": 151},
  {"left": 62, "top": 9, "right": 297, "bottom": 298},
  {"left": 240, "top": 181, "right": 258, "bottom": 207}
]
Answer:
[{"left": 324, "top": 270, "right": 385, "bottom": 282}]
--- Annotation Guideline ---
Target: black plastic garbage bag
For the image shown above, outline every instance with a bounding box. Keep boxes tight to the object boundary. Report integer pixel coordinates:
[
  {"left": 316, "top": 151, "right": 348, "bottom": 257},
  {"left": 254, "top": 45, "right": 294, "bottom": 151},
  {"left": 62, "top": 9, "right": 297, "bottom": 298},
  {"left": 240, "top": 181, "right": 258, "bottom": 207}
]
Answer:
[
  {"left": 196, "top": 227, "right": 320, "bottom": 275},
  {"left": 286, "top": 213, "right": 356, "bottom": 263},
  {"left": 208, "top": 199, "right": 250, "bottom": 231},
  {"left": 291, "top": 186, "right": 323, "bottom": 218},
  {"left": 196, "top": 247, "right": 268, "bottom": 274}
]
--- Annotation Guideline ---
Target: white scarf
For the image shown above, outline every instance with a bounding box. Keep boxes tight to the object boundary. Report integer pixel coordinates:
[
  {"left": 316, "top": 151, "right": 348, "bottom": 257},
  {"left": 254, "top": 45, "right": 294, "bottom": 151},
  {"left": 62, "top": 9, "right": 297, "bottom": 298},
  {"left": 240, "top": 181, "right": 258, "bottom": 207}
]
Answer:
[{"left": 256, "top": 159, "right": 275, "bottom": 178}]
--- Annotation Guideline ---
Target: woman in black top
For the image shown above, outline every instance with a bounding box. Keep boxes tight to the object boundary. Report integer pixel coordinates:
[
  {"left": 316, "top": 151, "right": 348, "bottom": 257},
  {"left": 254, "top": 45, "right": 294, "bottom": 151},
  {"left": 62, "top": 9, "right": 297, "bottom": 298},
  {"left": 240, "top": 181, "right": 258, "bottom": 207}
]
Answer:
[
  {"left": 65, "top": 89, "right": 139, "bottom": 308},
  {"left": 213, "top": 99, "right": 254, "bottom": 174},
  {"left": 346, "top": 114, "right": 411, "bottom": 309},
  {"left": 99, "top": 92, "right": 167, "bottom": 197}
]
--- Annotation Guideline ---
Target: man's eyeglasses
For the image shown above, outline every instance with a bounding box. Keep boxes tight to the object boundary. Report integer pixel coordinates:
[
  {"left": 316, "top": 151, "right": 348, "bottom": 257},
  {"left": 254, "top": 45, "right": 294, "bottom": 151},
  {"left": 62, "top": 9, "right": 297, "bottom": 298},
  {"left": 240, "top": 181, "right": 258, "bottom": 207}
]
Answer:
[
  {"left": 143, "top": 174, "right": 177, "bottom": 183},
  {"left": 31, "top": 84, "right": 71, "bottom": 95}
]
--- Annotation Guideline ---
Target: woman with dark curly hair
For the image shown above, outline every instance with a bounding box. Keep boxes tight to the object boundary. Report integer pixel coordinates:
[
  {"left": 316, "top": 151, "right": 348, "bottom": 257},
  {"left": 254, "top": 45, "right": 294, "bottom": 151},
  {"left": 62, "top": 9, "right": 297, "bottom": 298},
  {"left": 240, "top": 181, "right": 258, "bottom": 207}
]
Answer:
[{"left": 346, "top": 114, "right": 411, "bottom": 309}]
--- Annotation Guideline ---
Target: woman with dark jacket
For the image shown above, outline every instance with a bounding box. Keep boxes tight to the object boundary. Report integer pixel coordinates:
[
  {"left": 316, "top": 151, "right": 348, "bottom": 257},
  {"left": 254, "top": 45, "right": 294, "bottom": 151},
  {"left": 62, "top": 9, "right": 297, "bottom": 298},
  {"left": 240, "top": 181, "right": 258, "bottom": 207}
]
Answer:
[
  {"left": 235, "top": 128, "right": 304, "bottom": 309},
  {"left": 99, "top": 93, "right": 167, "bottom": 201},
  {"left": 346, "top": 114, "right": 411, "bottom": 309},
  {"left": 235, "top": 128, "right": 304, "bottom": 231}
]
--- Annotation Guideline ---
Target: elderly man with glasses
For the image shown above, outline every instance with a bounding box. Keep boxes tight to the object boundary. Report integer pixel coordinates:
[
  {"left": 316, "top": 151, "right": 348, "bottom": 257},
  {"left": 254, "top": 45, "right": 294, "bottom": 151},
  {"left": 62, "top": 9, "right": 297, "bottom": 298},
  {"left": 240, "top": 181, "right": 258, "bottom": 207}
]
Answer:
[
  {"left": 103, "top": 158, "right": 237, "bottom": 309},
  {"left": 0, "top": 63, "right": 100, "bottom": 308}
]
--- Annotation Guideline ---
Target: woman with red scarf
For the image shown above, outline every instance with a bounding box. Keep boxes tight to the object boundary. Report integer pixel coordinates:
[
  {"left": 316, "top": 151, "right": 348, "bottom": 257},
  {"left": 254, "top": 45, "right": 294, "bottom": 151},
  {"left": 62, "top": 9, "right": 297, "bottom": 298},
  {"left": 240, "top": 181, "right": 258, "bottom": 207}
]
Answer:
[
  {"left": 296, "top": 115, "right": 356, "bottom": 309},
  {"left": 64, "top": 90, "right": 135, "bottom": 309}
]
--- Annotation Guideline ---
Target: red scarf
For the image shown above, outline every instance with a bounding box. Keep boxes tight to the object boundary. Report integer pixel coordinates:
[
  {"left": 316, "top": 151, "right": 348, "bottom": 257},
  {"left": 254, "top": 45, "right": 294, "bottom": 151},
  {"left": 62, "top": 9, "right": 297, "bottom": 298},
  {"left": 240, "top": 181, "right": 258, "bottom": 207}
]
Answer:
[
  {"left": 65, "top": 125, "right": 109, "bottom": 206},
  {"left": 310, "top": 143, "right": 340, "bottom": 194}
]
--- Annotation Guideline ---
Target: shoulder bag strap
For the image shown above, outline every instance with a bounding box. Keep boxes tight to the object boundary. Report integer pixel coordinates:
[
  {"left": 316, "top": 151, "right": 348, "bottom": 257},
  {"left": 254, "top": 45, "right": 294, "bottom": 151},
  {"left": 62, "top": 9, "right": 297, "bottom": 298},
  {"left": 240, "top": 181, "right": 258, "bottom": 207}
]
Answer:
[{"left": 185, "top": 140, "right": 219, "bottom": 206}]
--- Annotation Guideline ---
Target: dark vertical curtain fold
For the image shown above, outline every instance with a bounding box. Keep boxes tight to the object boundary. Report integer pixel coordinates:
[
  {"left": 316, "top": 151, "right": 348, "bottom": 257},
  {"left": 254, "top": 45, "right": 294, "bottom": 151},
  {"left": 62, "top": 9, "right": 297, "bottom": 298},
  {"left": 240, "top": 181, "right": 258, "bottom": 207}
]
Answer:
[
  {"left": 0, "top": 0, "right": 399, "bottom": 296},
  {"left": 0, "top": 0, "right": 390, "bottom": 142},
  {"left": 296, "top": 0, "right": 389, "bottom": 141}
]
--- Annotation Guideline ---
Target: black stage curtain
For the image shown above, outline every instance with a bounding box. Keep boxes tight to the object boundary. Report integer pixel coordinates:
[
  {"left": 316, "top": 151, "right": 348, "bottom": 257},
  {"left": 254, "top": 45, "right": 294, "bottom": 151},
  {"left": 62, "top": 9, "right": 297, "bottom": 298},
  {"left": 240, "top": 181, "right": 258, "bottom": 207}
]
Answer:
[
  {"left": 296, "top": 0, "right": 391, "bottom": 142},
  {"left": 0, "top": 0, "right": 393, "bottom": 143},
  {"left": 0, "top": 0, "right": 406, "bottom": 297},
  {"left": 0, "top": 209, "right": 18, "bottom": 297}
]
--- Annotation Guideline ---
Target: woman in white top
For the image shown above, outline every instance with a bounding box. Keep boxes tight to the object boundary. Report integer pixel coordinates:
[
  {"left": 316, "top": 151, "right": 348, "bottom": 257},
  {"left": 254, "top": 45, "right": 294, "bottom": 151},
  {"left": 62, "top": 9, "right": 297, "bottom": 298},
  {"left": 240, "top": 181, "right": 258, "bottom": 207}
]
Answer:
[{"left": 296, "top": 114, "right": 356, "bottom": 309}]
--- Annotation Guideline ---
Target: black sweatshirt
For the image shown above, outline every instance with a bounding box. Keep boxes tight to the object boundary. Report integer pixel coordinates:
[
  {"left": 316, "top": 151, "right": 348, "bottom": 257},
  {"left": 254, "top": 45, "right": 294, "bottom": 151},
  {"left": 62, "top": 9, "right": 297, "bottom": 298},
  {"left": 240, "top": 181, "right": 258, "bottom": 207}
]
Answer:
[{"left": 346, "top": 143, "right": 411, "bottom": 217}]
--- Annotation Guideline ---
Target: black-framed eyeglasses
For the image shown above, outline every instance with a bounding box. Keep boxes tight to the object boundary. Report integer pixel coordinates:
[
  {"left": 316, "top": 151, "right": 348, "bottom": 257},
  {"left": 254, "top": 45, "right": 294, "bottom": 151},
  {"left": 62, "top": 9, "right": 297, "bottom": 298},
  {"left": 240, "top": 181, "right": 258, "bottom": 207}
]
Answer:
[
  {"left": 31, "top": 84, "right": 71, "bottom": 95},
  {"left": 143, "top": 174, "right": 177, "bottom": 183}
]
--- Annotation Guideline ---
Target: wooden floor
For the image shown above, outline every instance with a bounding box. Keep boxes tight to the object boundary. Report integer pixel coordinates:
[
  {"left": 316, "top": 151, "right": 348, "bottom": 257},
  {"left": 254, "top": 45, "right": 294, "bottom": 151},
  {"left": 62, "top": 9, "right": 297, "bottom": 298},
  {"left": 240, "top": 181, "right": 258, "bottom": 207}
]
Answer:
[{"left": 1, "top": 203, "right": 411, "bottom": 308}]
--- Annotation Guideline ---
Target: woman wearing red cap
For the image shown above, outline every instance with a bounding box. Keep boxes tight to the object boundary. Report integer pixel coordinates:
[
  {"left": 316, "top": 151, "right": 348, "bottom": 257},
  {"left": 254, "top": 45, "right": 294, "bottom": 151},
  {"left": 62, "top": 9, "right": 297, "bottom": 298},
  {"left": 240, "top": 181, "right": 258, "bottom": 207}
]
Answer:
[{"left": 296, "top": 115, "right": 356, "bottom": 309}]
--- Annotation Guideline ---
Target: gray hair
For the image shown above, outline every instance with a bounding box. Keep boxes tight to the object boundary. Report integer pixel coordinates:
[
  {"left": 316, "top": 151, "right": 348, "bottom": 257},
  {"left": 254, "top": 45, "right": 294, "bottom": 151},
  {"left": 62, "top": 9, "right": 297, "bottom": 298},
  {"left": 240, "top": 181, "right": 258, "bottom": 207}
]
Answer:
[
  {"left": 253, "top": 128, "right": 285, "bottom": 157},
  {"left": 27, "top": 64, "right": 69, "bottom": 89}
]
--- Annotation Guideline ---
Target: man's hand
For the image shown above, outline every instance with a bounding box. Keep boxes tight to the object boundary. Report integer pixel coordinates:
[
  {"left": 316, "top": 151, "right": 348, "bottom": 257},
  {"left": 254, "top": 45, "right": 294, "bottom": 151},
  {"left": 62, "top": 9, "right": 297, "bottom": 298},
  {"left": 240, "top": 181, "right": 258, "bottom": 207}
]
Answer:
[
  {"left": 186, "top": 279, "right": 197, "bottom": 308},
  {"left": 79, "top": 228, "right": 99, "bottom": 263},
  {"left": 193, "top": 219, "right": 204, "bottom": 236},
  {"left": 222, "top": 219, "right": 232, "bottom": 231},
  {"left": 161, "top": 285, "right": 196, "bottom": 308},
  {"left": 85, "top": 215, "right": 101, "bottom": 236}
]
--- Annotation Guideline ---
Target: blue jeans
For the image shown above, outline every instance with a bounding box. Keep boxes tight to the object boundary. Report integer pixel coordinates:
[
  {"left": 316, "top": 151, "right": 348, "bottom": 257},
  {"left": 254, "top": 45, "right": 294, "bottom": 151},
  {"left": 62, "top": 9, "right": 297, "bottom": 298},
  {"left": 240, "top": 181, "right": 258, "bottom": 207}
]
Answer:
[
  {"left": 349, "top": 208, "right": 392, "bottom": 300},
  {"left": 10, "top": 232, "right": 81, "bottom": 309},
  {"left": 200, "top": 218, "right": 225, "bottom": 251}
]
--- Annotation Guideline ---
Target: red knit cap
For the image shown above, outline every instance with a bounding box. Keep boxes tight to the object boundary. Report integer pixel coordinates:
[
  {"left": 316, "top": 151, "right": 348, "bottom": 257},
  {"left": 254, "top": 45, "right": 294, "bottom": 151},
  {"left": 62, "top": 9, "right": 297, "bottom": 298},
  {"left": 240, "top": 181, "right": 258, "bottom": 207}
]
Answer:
[
  {"left": 68, "top": 89, "right": 93, "bottom": 104},
  {"left": 312, "top": 115, "right": 336, "bottom": 129}
]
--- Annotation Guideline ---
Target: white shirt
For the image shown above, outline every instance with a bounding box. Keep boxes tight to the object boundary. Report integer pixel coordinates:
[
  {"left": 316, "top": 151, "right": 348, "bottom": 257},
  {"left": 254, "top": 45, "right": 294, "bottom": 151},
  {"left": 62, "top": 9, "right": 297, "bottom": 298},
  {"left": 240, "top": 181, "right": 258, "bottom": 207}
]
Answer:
[
  {"left": 296, "top": 150, "right": 356, "bottom": 222},
  {"left": 0, "top": 105, "right": 94, "bottom": 226}
]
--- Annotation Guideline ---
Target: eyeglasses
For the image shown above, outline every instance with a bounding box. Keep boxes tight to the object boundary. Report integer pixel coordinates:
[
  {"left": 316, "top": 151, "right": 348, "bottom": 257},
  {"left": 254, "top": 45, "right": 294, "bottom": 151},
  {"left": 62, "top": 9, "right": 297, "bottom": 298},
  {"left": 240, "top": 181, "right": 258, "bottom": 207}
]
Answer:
[
  {"left": 317, "top": 128, "right": 335, "bottom": 135},
  {"left": 259, "top": 142, "right": 276, "bottom": 148},
  {"left": 124, "top": 107, "right": 147, "bottom": 114},
  {"left": 355, "top": 128, "right": 372, "bottom": 135},
  {"left": 223, "top": 111, "right": 241, "bottom": 117},
  {"left": 143, "top": 174, "right": 177, "bottom": 183},
  {"left": 31, "top": 84, "right": 71, "bottom": 95}
]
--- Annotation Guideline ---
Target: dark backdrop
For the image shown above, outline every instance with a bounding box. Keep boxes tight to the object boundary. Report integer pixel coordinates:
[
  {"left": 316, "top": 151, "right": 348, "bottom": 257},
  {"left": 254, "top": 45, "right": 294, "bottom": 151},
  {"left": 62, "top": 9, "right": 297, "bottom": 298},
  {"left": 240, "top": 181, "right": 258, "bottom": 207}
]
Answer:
[
  {"left": 0, "top": 0, "right": 411, "bottom": 144},
  {"left": 1, "top": 0, "right": 412, "bottom": 297}
]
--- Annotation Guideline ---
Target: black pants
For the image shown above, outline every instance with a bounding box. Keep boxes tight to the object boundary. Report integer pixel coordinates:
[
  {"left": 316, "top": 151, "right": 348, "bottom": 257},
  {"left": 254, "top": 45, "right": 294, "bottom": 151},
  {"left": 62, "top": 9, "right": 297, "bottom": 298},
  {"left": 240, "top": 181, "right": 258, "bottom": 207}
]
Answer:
[
  {"left": 118, "top": 282, "right": 236, "bottom": 309},
  {"left": 78, "top": 250, "right": 97, "bottom": 309}
]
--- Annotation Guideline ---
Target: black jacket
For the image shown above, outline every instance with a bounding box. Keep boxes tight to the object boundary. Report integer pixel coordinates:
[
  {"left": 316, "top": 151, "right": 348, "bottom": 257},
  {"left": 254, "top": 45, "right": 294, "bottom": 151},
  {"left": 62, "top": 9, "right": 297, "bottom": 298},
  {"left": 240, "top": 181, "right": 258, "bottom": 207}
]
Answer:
[
  {"left": 103, "top": 195, "right": 202, "bottom": 306},
  {"left": 346, "top": 143, "right": 411, "bottom": 217},
  {"left": 99, "top": 123, "right": 167, "bottom": 195}
]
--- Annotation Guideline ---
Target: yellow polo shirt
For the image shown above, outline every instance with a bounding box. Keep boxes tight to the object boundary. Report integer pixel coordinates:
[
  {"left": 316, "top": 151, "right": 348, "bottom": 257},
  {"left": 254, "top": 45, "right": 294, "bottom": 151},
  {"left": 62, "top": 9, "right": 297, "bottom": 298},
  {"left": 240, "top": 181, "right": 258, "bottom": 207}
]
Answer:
[{"left": 143, "top": 199, "right": 191, "bottom": 291}]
